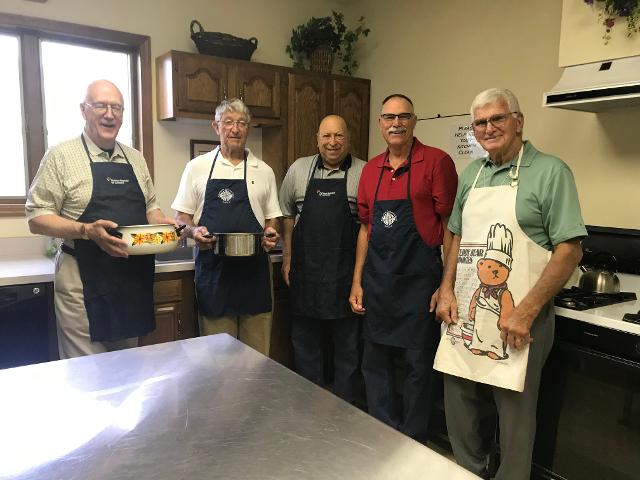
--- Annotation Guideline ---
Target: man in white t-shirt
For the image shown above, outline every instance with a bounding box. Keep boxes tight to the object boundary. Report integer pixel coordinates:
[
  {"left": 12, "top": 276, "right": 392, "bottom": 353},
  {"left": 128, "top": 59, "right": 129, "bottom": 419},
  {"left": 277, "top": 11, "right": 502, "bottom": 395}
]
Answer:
[{"left": 172, "top": 99, "right": 282, "bottom": 355}]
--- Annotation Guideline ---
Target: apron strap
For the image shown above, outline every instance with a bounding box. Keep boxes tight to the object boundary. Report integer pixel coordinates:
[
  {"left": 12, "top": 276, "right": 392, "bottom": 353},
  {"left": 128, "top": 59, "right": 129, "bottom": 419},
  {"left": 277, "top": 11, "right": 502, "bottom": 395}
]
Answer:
[
  {"left": 207, "top": 148, "right": 249, "bottom": 182},
  {"left": 471, "top": 145, "right": 525, "bottom": 189},
  {"left": 306, "top": 155, "right": 351, "bottom": 189},
  {"left": 80, "top": 134, "right": 132, "bottom": 166}
]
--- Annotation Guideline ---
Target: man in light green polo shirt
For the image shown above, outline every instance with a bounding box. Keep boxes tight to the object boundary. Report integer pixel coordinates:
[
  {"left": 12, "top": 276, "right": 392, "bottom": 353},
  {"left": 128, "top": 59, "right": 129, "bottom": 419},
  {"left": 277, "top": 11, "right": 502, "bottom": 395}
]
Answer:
[
  {"left": 448, "top": 140, "right": 586, "bottom": 251},
  {"left": 434, "top": 88, "right": 586, "bottom": 480}
]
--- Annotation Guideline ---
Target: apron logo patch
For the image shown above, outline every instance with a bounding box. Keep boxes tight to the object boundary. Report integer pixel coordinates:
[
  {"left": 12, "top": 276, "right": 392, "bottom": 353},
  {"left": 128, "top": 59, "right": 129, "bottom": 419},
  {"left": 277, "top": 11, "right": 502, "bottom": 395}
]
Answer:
[
  {"left": 316, "top": 189, "right": 336, "bottom": 197},
  {"left": 218, "top": 188, "right": 234, "bottom": 203},
  {"left": 106, "top": 177, "right": 130, "bottom": 185},
  {"left": 381, "top": 210, "right": 397, "bottom": 228}
]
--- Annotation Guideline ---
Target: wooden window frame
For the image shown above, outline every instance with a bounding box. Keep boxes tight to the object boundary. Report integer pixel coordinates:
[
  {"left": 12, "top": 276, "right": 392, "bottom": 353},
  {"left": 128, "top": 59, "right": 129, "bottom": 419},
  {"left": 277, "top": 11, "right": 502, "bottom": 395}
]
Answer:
[{"left": 0, "top": 13, "right": 152, "bottom": 217}]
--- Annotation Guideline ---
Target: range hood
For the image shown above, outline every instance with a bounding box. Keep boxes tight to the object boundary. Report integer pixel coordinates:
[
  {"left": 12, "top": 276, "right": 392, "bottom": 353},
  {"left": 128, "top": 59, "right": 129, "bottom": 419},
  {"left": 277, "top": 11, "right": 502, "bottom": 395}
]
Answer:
[{"left": 543, "top": 56, "right": 640, "bottom": 112}]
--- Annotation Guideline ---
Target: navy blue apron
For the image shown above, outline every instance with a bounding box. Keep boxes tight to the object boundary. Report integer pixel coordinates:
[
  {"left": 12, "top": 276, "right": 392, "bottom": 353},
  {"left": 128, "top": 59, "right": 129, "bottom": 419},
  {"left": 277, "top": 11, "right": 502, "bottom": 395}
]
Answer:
[
  {"left": 65, "top": 135, "right": 155, "bottom": 342},
  {"left": 361, "top": 145, "right": 442, "bottom": 349},
  {"left": 290, "top": 155, "right": 359, "bottom": 319},
  {"left": 195, "top": 148, "right": 271, "bottom": 317}
]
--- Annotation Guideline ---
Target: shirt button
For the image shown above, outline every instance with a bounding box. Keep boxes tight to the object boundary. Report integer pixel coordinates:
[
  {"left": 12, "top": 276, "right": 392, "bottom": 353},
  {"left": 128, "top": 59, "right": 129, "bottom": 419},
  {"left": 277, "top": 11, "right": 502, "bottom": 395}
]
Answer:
[
  {"left": 392, "top": 177, "right": 396, "bottom": 181},
  {"left": 390, "top": 169, "right": 394, "bottom": 172}
]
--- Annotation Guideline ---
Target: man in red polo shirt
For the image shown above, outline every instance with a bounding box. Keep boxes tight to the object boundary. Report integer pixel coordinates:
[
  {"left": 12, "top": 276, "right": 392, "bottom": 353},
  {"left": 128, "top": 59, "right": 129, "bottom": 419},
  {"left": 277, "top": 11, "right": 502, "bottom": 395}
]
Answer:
[{"left": 349, "top": 93, "right": 458, "bottom": 441}]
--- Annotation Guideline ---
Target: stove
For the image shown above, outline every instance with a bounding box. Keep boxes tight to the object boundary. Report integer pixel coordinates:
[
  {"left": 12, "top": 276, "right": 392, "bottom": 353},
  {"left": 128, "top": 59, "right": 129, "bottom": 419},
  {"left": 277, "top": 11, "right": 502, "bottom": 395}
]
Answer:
[{"left": 554, "top": 286, "right": 637, "bottom": 311}]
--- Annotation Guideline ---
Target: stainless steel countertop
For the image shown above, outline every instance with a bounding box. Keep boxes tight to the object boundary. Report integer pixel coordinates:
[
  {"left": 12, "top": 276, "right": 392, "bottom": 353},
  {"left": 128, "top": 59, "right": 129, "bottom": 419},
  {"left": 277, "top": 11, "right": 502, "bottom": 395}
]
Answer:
[{"left": 0, "top": 335, "right": 477, "bottom": 480}]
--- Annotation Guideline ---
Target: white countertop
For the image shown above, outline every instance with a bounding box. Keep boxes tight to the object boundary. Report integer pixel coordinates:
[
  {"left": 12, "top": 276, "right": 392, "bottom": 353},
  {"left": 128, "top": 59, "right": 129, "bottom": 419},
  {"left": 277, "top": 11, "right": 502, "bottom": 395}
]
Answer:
[
  {"left": 0, "top": 252, "right": 283, "bottom": 286},
  {"left": 555, "top": 298, "right": 640, "bottom": 335},
  {"left": 0, "top": 244, "right": 636, "bottom": 336}
]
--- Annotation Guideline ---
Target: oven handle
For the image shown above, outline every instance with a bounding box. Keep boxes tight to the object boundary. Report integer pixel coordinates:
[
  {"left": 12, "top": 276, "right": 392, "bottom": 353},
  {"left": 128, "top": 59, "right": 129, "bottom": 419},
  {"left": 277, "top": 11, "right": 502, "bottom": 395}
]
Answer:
[{"left": 555, "top": 339, "right": 640, "bottom": 370}]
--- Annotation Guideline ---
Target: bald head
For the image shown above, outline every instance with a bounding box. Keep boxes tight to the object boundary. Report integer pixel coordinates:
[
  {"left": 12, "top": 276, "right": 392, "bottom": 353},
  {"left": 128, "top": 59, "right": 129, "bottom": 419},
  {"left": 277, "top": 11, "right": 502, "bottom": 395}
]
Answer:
[
  {"left": 80, "top": 80, "right": 125, "bottom": 150},
  {"left": 84, "top": 80, "right": 124, "bottom": 105},
  {"left": 317, "top": 115, "right": 350, "bottom": 168}
]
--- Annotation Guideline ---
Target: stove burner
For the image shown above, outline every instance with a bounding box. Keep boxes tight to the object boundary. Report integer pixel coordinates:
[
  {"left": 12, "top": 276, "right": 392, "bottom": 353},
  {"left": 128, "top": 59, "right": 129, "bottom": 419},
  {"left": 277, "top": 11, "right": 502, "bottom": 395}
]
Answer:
[{"left": 554, "top": 287, "right": 637, "bottom": 311}]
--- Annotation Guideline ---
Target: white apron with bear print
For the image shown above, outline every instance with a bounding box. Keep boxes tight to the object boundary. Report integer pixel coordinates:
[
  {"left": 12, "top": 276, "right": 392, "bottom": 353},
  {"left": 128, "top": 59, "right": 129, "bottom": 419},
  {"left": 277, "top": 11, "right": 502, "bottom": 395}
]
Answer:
[{"left": 434, "top": 147, "right": 550, "bottom": 392}]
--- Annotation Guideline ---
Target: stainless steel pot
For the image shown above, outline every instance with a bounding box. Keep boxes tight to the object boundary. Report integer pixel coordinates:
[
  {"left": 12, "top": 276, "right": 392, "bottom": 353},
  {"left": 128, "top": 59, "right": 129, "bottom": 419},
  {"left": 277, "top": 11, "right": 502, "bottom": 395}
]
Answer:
[
  {"left": 578, "top": 266, "right": 620, "bottom": 294},
  {"left": 212, "top": 232, "right": 264, "bottom": 257}
]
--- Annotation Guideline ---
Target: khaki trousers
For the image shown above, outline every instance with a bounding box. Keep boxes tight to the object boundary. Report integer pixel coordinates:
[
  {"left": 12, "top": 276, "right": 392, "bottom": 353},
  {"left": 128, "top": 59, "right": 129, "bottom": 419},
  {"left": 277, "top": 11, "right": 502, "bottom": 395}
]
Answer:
[
  {"left": 54, "top": 250, "right": 139, "bottom": 359},
  {"left": 198, "top": 258, "right": 274, "bottom": 356},
  {"left": 199, "top": 312, "right": 272, "bottom": 356}
]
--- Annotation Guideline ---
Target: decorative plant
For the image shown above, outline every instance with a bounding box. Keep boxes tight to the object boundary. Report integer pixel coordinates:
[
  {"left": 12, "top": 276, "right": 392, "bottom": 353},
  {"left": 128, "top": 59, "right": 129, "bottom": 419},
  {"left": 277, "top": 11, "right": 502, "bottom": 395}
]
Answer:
[
  {"left": 285, "top": 11, "right": 370, "bottom": 75},
  {"left": 584, "top": 0, "right": 640, "bottom": 44}
]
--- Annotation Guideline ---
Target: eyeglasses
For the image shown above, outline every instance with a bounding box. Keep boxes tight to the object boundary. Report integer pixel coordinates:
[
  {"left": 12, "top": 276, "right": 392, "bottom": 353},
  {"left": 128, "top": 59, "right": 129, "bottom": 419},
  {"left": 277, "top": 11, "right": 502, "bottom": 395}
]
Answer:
[
  {"left": 380, "top": 113, "right": 414, "bottom": 122},
  {"left": 318, "top": 133, "right": 345, "bottom": 141},
  {"left": 471, "top": 112, "right": 519, "bottom": 131},
  {"left": 219, "top": 119, "right": 249, "bottom": 129},
  {"left": 84, "top": 102, "right": 124, "bottom": 116}
]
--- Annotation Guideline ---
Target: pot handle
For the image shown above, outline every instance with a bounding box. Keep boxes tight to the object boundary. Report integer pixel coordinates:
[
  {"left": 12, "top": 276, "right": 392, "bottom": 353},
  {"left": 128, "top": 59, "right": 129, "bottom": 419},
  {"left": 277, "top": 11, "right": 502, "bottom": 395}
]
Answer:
[
  {"left": 593, "top": 251, "right": 617, "bottom": 270},
  {"left": 106, "top": 227, "right": 123, "bottom": 239},
  {"left": 175, "top": 224, "right": 187, "bottom": 236}
]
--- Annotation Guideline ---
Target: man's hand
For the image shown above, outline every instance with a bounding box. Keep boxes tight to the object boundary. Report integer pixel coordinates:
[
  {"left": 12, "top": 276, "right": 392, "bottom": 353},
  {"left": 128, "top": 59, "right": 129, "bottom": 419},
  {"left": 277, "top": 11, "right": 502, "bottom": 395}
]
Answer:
[
  {"left": 262, "top": 226, "right": 279, "bottom": 252},
  {"left": 192, "top": 226, "right": 217, "bottom": 250},
  {"left": 349, "top": 283, "right": 366, "bottom": 315},
  {"left": 499, "top": 306, "right": 535, "bottom": 350},
  {"left": 281, "top": 260, "right": 291, "bottom": 286},
  {"left": 435, "top": 287, "right": 458, "bottom": 325},
  {"left": 429, "top": 287, "right": 440, "bottom": 314},
  {"left": 84, "top": 220, "right": 129, "bottom": 258}
]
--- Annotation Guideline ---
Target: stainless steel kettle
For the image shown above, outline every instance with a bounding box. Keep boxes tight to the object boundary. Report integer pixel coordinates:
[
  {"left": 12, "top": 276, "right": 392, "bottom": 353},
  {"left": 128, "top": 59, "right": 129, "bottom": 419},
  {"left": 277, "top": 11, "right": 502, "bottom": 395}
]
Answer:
[{"left": 578, "top": 265, "right": 620, "bottom": 294}]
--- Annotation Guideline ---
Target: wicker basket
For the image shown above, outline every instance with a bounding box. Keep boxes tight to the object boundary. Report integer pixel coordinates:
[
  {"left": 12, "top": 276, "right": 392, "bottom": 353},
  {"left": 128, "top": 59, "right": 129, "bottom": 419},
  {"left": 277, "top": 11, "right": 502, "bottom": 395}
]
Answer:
[
  {"left": 190, "top": 20, "right": 258, "bottom": 61},
  {"left": 309, "top": 45, "right": 334, "bottom": 74}
]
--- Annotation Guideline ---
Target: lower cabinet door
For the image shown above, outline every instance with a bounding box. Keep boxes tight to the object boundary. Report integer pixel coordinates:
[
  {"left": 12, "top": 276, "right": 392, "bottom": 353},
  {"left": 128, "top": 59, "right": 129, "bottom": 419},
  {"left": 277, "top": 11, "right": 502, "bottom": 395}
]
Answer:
[{"left": 139, "top": 302, "right": 179, "bottom": 346}]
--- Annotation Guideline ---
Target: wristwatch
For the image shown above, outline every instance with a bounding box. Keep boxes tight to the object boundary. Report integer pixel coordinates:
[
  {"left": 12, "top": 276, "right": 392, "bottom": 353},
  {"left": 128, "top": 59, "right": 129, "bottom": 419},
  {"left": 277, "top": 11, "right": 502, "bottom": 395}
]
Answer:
[{"left": 79, "top": 223, "right": 89, "bottom": 240}]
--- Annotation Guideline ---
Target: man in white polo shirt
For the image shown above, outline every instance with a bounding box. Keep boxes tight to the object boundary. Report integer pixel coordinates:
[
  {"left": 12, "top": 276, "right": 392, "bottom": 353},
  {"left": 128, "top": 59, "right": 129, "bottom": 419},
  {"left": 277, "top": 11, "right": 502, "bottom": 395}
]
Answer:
[{"left": 172, "top": 99, "right": 282, "bottom": 355}]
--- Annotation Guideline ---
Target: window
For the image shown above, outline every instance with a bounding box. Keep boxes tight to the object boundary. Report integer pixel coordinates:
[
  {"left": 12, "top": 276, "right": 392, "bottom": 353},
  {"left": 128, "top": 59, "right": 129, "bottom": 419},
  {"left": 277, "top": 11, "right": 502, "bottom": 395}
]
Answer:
[
  {"left": 0, "top": 33, "right": 26, "bottom": 198},
  {"left": 0, "top": 13, "right": 152, "bottom": 216},
  {"left": 40, "top": 41, "right": 134, "bottom": 149}
]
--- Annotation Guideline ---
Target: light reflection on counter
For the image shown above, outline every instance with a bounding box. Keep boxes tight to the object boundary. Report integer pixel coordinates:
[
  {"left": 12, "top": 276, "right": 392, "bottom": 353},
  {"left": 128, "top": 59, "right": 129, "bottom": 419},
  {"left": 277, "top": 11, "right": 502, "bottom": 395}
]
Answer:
[{"left": 0, "top": 366, "right": 168, "bottom": 477}]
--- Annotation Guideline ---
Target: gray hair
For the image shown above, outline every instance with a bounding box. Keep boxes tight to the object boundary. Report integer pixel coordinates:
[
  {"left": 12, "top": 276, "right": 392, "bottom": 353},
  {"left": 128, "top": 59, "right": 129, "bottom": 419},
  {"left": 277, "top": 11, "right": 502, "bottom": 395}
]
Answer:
[
  {"left": 470, "top": 88, "right": 521, "bottom": 120},
  {"left": 214, "top": 98, "right": 251, "bottom": 122}
]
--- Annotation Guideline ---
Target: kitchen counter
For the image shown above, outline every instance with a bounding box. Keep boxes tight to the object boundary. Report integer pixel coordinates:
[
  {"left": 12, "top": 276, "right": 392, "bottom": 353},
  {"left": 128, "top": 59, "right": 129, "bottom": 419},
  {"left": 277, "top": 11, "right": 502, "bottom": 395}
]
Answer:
[
  {"left": 0, "top": 251, "right": 283, "bottom": 286},
  {"left": 0, "top": 334, "right": 478, "bottom": 480},
  {"left": 555, "top": 272, "right": 640, "bottom": 336}
]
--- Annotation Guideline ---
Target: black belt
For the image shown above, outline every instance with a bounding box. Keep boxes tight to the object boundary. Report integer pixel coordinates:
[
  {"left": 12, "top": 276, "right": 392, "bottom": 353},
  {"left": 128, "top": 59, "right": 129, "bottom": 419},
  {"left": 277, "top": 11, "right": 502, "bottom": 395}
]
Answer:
[{"left": 61, "top": 243, "right": 76, "bottom": 257}]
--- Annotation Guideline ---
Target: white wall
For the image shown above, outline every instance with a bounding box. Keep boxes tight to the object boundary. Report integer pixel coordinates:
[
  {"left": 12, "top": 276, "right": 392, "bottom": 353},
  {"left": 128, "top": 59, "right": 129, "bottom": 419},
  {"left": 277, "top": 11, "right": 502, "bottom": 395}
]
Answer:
[
  {"left": 560, "top": 0, "right": 640, "bottom": 66},
  {"left": 357, "top": 0, "right": 640, "bottom": 229}
]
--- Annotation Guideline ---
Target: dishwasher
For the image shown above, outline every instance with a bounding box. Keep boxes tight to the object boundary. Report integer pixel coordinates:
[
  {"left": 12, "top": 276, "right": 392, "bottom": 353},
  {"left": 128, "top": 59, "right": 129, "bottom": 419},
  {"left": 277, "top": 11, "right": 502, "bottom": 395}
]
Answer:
[{"left": 0, "top": 283, "right": 52, "bottom": 369}]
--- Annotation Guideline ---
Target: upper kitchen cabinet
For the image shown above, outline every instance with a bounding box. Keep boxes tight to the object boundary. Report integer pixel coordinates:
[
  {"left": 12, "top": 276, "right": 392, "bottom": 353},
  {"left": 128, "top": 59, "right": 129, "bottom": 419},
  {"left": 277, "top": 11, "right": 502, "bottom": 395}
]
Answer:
[
  {"left": 232, "top": 63, "right": 281, "bottom": 120},
  {"left": 157, "top": 51, "right": 227, "bottom": 120},
  {"left": 155, "top": 51, "right": 370, "bottom": 182},
  {"left": 287, "top": 72, "right": 371, "bottom": 165},
  {"left": 332, "top": 78, "right": 370, "bottom": 161},
  {"left": 287, "top": 72, "right": 331, "bottom": 164},
  {"left": 156, "top": 51, "right": 283, "bottom": 122}
]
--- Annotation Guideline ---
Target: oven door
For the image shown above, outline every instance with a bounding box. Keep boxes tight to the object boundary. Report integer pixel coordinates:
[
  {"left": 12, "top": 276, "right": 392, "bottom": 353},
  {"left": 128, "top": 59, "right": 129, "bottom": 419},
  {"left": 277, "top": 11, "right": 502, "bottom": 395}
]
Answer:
[{"left": 533, "top": 335, "right": 640, "bottom": 480}]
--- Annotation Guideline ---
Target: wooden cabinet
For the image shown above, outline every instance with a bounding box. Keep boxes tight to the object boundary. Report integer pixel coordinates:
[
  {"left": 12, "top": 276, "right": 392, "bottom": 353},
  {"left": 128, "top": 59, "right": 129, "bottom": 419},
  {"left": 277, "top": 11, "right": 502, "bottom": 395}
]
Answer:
[
  {"left": 156, "top": 50, "right": 283, "bottom": 122},
  {"left": 233, "top": 63, "right": 281, "bottom": 119},
  {"left": 286, "top": 72, "right": 371, "bottom": 165},
  {"left": 156, "top": 51, "right": 370, "bottom": 184},
  {"left": 332, "top": 78, "right": 370, "bottom": 161},
  {"left": 287, "top": 72, "right": 331, "bottom": 164},
  {"left": 139, "top": 270, "right": 197, "bottom": 346},
  {"left": 269, "top": 259, "right": 292, "bottom": 367}
]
